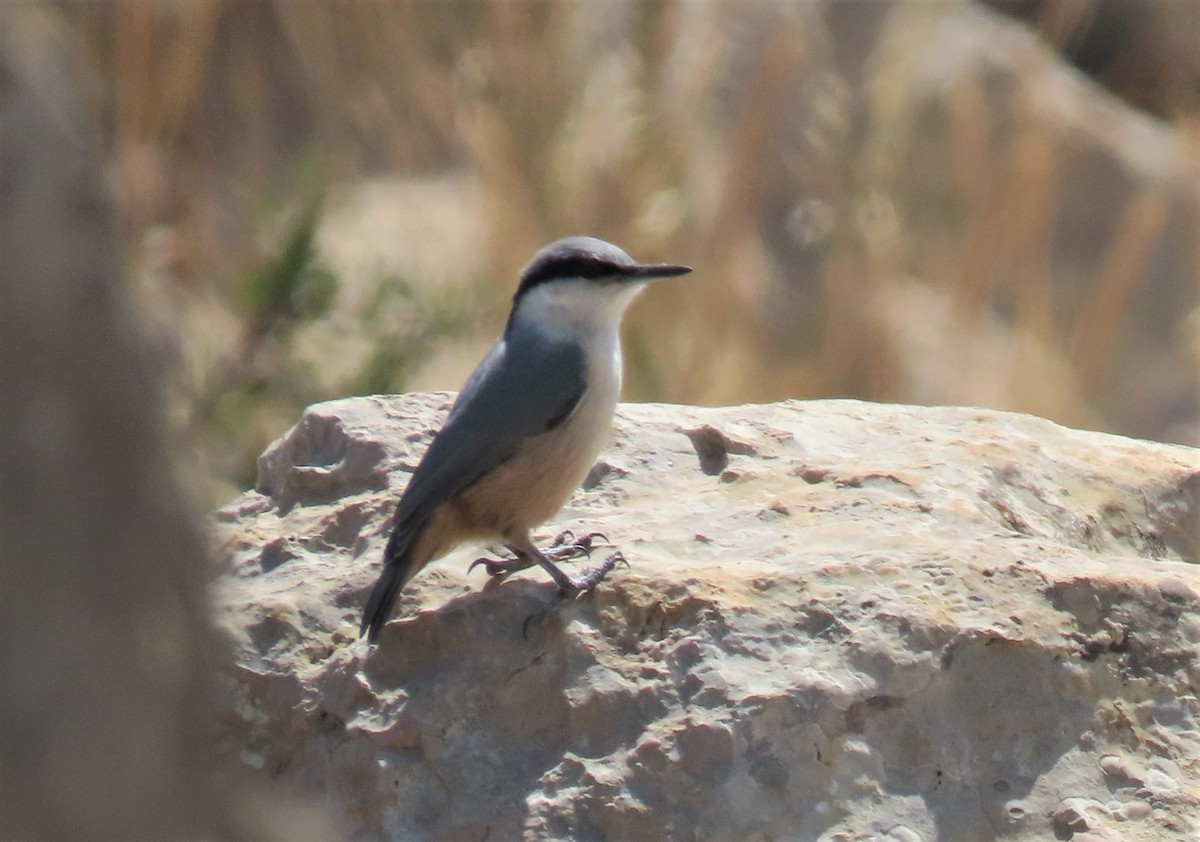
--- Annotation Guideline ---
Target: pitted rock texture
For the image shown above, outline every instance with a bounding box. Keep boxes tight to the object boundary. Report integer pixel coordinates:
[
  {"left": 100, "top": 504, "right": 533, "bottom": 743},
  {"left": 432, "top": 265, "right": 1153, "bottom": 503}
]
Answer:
[{"left": 213, "top": 396, "right": 1200, "bottom": 841}]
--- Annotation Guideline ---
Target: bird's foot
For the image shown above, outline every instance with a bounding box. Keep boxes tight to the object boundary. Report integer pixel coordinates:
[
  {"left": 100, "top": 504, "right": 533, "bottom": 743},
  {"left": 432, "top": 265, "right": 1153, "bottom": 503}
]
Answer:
[
  {"left": 523, "top": 551, "right": 628, "bottom": 639},
  {"left": 544, "top": 530, "right": 611, "bottom": 563},
  {"left": 553, "top": 550, "right": 628, "bottom": 598},
  {"left": 469, "top": 532, "right": 610, "bottom": 580}
]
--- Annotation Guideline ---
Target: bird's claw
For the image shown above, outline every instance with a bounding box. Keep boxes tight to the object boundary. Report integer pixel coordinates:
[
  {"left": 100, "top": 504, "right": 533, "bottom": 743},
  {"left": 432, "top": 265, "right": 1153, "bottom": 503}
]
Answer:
[
  {"left": 550, "top": 530, "right": 576, "bottom": 548},
  {"left": 473, "top": 533, "right": 613, "bottom": 579},
  {"left": 524, "top": 550, "right": 628, "bottom": 639},
  {"left": 545, "top": 531, "right": 611, "bottom": 562},
  {"left": 555, "top": 550, "right": 626, "bottom": 598},
  {"left": 468, "top": 555, "right": 518, "bottom": 577}
]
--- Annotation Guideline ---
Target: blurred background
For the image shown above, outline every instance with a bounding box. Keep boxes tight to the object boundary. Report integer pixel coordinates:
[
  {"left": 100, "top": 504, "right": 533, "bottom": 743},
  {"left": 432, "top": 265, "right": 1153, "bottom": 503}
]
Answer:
[{"left": 53, "top": 0, "right": 1200, "bottom": 503}]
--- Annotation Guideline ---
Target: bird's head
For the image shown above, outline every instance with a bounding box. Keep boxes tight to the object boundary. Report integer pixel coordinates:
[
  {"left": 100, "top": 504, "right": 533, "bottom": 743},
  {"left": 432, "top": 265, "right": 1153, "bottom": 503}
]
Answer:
[{"left": 508, "top": 236, "right": 691, "bottom": 337}]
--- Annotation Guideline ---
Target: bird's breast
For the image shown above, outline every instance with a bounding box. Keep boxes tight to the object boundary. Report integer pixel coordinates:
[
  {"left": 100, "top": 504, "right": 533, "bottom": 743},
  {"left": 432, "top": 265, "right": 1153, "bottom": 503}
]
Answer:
[{"left": 454, "top": 336, "right": 622, "bottom": 539}]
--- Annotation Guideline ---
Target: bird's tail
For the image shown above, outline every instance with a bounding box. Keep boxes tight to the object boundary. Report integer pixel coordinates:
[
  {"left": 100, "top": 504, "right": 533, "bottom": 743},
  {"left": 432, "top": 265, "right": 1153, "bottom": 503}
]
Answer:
[{"left": 360, "top": 532, "right": 417, "bottom": 643}]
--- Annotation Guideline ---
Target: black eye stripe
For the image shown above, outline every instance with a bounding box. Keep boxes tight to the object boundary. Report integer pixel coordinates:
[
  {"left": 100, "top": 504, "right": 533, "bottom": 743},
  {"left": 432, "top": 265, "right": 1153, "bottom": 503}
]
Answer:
[{"left": 517, "top": 253, "right": 624, "bottom": 296}]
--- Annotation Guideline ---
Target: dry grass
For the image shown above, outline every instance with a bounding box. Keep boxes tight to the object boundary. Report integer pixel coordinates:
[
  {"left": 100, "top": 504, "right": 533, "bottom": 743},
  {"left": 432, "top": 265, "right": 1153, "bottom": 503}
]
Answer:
[{"left": 40, "top": 0, "right": 1200, "bottom": 499}]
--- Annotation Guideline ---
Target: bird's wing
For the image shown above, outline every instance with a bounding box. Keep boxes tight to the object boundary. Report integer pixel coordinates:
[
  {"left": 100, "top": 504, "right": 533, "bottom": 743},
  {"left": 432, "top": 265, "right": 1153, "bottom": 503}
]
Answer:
[{"left": 390, "top": 330, "right": 588, "bottom": 539}]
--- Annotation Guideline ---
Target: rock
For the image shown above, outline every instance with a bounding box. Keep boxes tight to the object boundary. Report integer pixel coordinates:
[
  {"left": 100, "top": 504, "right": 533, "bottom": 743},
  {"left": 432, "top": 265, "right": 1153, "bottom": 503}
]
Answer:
[
  {"left": 213, "top": 395, "right": 1200, "bottom": 841},
  {"left": 1052, "top": 797, "right": 1105, "bottom": 835}
]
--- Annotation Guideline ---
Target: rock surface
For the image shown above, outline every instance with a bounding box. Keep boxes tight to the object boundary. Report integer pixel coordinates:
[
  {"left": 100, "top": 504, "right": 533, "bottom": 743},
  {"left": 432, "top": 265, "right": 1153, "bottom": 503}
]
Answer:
[{"left": 213, "top": 395, "right": 1200, "bottom": 841}]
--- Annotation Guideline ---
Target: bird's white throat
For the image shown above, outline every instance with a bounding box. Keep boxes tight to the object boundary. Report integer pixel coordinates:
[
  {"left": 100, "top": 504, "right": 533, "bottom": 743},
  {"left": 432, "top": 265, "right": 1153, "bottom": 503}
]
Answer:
[{"left": 510, "top": 277, "right": 646, "bottom": 341}]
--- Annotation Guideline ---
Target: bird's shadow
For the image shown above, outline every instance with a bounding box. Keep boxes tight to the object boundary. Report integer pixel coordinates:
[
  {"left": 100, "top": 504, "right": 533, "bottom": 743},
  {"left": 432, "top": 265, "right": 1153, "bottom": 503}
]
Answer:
[
  {"left": 358, "top": 575, "right": 600, "bottom": 683},
  {"left": 352, "top": 575, "right": 616, "bottom": 838}
]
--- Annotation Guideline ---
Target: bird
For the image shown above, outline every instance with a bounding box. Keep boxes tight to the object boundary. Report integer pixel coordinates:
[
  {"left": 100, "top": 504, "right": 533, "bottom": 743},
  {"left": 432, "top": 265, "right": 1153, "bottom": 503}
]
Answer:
[{"left": 360, "top": 236, "right": 691, "bottom": 642}]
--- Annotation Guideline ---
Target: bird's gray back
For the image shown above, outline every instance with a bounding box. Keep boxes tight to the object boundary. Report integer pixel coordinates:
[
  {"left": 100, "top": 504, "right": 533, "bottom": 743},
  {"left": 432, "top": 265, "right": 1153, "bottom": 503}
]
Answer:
[{"left": 389, "top": 327, "right": 588, "bottom": 540}]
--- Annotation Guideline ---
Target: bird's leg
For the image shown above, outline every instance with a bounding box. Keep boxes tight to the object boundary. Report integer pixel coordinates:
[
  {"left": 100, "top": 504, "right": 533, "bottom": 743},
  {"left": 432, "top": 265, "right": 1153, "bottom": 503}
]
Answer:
[
  {"left": 511, "top": 534, "right": 627, "bottom": 598},
  {"left": 520, "top": 550, "right": 630, "bottom": 638},
  {"left": 554, "top": 549, "right": 626, "bottom": 596},
  {"left": 470, "top": 531, "right": 612, "bottom": 578}
]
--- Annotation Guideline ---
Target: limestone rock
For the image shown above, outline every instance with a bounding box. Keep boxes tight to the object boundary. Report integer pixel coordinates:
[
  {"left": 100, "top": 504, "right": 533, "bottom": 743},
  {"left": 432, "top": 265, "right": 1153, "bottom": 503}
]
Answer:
[{"left": 213, "top": 395, "right": 1200, "bottom": 841}]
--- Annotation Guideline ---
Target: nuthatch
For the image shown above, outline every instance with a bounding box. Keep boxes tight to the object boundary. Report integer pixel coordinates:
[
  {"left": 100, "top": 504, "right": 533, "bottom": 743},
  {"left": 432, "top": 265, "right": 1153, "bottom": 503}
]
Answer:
[{"left": 361, "top": 237, "right": 691, "bottom": 641}]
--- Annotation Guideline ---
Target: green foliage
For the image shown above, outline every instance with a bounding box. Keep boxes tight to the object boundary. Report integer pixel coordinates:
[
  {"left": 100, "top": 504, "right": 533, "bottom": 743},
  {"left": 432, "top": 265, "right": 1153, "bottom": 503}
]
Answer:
[{"left": 240, "top": 209, "right": 339, "bottom": 337}]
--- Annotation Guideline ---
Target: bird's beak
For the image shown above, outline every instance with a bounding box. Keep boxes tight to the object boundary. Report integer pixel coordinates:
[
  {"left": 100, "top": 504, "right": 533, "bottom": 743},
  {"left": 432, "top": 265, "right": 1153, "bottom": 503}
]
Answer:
[{"left": 624, "top": 263, "right": 692, "bottom": 282}]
